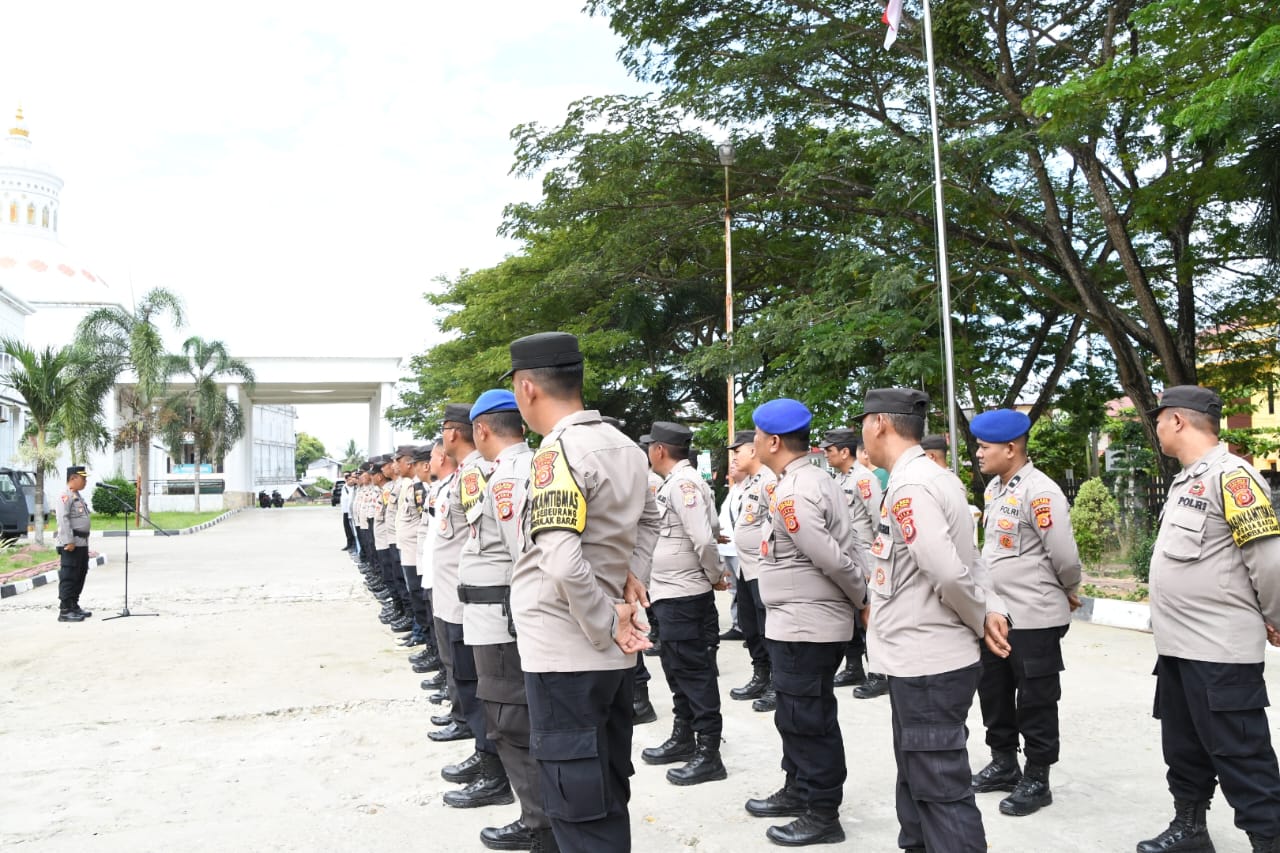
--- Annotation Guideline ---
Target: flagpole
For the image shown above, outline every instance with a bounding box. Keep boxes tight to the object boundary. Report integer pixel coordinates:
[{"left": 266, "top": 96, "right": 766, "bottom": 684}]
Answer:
[{"left": 921, "top": 0, "right": 961, "bottom": 473}]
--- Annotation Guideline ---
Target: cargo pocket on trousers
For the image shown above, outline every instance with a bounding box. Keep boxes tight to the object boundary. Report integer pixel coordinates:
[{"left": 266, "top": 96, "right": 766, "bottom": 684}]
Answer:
[
  {"left": 1207, "top": 683, "right": 1271, "bottom": 757},
  {"left": 530, "top": 727, "right": 607, "bottom": 821},
  {"left": 1019, "top": 650, "right": 1065, "bottom": 707},
  {"left": 771, "top": 670, "right": 823, "bottom": 735},
  {"left": 901, "top": 724, "right": 970, "bottom": 803}
]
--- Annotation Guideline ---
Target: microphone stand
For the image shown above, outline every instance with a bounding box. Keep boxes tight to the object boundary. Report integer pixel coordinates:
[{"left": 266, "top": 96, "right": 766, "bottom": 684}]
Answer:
[{"left": 99, "top": 486, "right": 167, "bottom": 621}]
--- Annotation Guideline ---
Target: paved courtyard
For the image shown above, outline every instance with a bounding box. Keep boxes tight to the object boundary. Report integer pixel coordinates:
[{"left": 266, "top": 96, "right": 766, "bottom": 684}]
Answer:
[{"left": 1, "top": 507, "right": 1273, "bottom": 852}]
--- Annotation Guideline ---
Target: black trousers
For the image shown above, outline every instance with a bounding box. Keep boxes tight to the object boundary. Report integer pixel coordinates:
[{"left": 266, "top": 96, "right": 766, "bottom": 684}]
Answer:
[
  {"left": 526, "top": 669, "right": 634, "bottom": 853},
  {"left": 1155, "top": 656, "right": 1280, "bottom": 835},
  {"left": 653, "top": 591, "right": 722, "bottom": 739},
  {"left": 437, "top": 617, "right": 495, "bottom": 753},
  {"left": 634, "top": 650, "right": 650, "bottom": 686},
  {"left": 889, "top": 662, "right": 987, "bottom": 853},
  {"left": 341, "top": 512, "right": 355, "bottom": 549},
  {"left": 766, "top": 639, "right": 847, "bottom": 812},
  {"left": 979, "top": 625, "right": 1066, "bottom": 765},
  {"left": 736, "top": 575, "right": 770, "bottom": 669},
  {"left": 357, "top": 523, "right": 374, "bottom": 565},
  {"left": 475, "top": 641, "right": 548, "bottom": 831},
  {"left": 400, "top": 564, "right": 432, "bottom": 644},
  {"left": 57, "top": 544, "right": 90, "bottom": 612}
]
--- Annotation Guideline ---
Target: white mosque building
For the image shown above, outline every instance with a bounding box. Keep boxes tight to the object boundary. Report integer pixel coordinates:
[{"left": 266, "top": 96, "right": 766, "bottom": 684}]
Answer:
[{"left": 0, "top": 108, "right": 334, "bottom": 512}]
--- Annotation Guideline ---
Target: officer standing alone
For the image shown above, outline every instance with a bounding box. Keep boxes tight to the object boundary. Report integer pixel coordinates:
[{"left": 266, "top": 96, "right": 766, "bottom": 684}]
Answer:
[
  {"left": 1137, "top": 386, "right": 1280, "bottom": 853},
  {"left": 968, "top": 408, "right": 1082, "bottom": 817},
  {"left": 54, "top": 465, "right": 93, "bottom": 622}
]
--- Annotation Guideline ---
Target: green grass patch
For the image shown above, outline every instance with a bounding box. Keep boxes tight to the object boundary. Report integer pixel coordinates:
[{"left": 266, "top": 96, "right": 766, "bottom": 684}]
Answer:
[
  {"left": 91, "top": 511, "right": 226, "bottom": 532},
  {"left": 0, "top": 544, "right": 59, "bottom": 573}
]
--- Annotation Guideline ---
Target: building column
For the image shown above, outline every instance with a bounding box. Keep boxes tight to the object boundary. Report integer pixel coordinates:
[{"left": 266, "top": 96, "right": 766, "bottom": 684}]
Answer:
[
  {"left": 368, "top": 385, "right": 384, "bottom": 456},
  {"left": 222, "top": 384, "right": 255, "bottom": 507}
]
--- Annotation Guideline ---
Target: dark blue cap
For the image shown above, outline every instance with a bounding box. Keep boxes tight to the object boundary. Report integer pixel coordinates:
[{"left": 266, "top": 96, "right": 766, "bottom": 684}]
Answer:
[
  {"left": 470, "top": 389, "right": 518, "bottom": 420},
  {"left": 752, "top": 398, "right": 812, "bottom": 435},
  {"left": 970, "top": 409, "right": 1031, "bottom": 443}
]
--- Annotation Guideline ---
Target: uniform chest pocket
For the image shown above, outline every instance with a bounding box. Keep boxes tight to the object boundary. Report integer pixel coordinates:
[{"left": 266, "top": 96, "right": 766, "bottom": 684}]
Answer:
[
  {"left": 868, "top": 540, "right": 898, "bottom": 599},
  {"left": 991, "top": 518, "right": 1021, "bottom": 556},
  {"left": 1161, "top": 511, "right": 1205, "bottom": 562},
  {"left": 657, "top": 502, "right": 676, "bottom": 537}
]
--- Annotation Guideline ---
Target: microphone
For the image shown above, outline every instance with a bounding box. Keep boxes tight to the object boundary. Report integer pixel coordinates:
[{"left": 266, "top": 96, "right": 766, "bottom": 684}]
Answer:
[{"left": 96, "top": 482, "right": 120, "bottom": 490}]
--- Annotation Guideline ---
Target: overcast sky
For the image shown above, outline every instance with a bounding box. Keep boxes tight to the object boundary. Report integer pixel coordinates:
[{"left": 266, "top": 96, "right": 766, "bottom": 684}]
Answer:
[{"left": 3, "top": 1, "right": 647, "bottom": 455}]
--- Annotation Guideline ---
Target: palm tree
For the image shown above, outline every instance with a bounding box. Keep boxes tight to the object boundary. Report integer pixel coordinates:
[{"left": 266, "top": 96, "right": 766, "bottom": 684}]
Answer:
[
  {"left": 0, "top": 340, "right": 87, "bottom": 546},
  {"left": 77, "top": 288, "right": 185, "bottom": 520},
  {"left": 159, "top": 337, "right": 255, "bottom": 513},
  {"left": 340, "top": 439, "right": 364, "bottom": 469}
]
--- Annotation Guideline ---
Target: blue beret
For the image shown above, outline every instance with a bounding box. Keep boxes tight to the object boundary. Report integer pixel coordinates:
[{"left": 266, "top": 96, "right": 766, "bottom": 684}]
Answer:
[
  {"left": 970, "top": 409, "right": 1031, "bottom": 443},
  {"left": 752, "top": 398, "right": 813, "bottom": 435},
  {"left": 470, "top": 389, "right": 519, "bottom": 420}
]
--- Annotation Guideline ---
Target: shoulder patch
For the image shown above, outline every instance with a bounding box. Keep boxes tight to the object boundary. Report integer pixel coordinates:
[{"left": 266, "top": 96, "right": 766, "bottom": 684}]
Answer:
[
  {"left": 1031, "top": 496, "right": 1053, "bottom": 529},
  {"left": 857, "top": 478, "right": 872, "bottom": 500},
  {"left": 529, "top": 440, "right": 586, "bottom": 537},
  {"left": 679, "top": 480, "right": 699, "bottom": 508},
  {"left": 1222, "top": 467, "right": 1280, "bottom": 547},
  {"left": 892, "top": 497, "right": 916, "bottom": 544},
  {"left": 776, "top": 498, "right": 799, "bottom": 533},
  {"left": 492, "top": 479, "right": 517, "bottom": 521}
]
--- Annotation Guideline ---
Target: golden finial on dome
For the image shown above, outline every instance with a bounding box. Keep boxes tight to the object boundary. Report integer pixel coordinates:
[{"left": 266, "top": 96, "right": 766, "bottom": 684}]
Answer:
[{"left": 11, "top": 106, "right": 29, "bottom": 138}]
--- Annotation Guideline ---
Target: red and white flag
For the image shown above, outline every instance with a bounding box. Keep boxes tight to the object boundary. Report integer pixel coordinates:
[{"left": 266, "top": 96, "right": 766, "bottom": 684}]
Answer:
[{"left": 883, "top": 0, "right": 903, "bottom": 49}]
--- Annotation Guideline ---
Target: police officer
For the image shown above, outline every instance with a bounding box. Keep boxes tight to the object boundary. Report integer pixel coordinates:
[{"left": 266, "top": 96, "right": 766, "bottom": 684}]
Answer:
[
  {"left": 820, "top": 427, "right": 880, "bottom": 692},
  {"left": 408, "top": 446, "right": 444, "bottom": 672},
  {"left": 727, "top": 429, "right": 776, "bottom": 706},
  {"left": 1138, "top": 386, "right": 1280, "bottom": 853},
  {"left": 54, "top": 465, "right": 93, "bottom": 622},
  {"left": 858, "top": 388, "right": 1011, "bottom": 853},
  {"left": 380, "top": 454, "right": 412, "bottom": 633},
  {"left": 372, "top": 457, "right": 412, "bottom": 633},
  {"left": 423, "top": 442, "right": 459, "bottom": 703},
  {"left": 969, "top": 408, "right": 1082, "bottom": 817},
  {"left": 640, "top": 421, "right": 729, "bottom": 786},
  {"left": 920, "top": 434, "right": 949, "bottom": 468},
  {"left": 507, "top": 331, "right": 659, "bottom": 853},
  {"left": 394, "top": 445, "right": 429, "bottom": 649},
  {"left": 630, "top": 434, "right": 661, "bottom": 725},
  {"left": 745, "top": 399, "right": 867, "bottom": 847},
  {"left": 455, "top": 389, "right": 556, "bottom": 850}
]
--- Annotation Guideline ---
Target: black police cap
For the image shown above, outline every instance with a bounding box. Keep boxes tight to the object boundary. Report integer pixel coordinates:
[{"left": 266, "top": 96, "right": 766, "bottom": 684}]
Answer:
[
  {"left": 502, "top": 332, "right": 583, "bottom": 380},
  {"left": 1148, "top": 385, "right": 1223, "bottom": 419},
  {"left": 648, "top": 421, "right": 693, "bottom": 447},
  {"left": 443, "top": 403, "right": 473, "bottom": 426},
  {"left": 854, "top": 388, "right": 929, "bottom": 421},
  {"left": 728, "top": 429, "right": 756, "bottom": 449},
  {"left": 819, "top": 428, "right": 859, "bottom": 449}
]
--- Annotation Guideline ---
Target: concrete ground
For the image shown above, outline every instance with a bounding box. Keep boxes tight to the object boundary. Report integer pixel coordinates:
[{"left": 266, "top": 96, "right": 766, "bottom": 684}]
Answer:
[{"left": 0, "top": 507, "right": 1271, "bottom": 852}]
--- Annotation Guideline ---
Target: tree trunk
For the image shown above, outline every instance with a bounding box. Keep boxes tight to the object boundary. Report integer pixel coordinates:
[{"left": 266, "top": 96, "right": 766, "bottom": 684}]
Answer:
[
  {"left": 32, "top": 466, "right": 45, "bottom": 547},
  {"left": 193, "top": 446, "right": 202, "bottom": 514},
  {"left": 137, "top": 431, "right": 151, "bottom": 524}
]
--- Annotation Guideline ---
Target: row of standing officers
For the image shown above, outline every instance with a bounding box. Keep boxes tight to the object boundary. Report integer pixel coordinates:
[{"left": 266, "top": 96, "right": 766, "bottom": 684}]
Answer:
[{"left": 338, "top": 330, "right": 1280, "bottom": 853}]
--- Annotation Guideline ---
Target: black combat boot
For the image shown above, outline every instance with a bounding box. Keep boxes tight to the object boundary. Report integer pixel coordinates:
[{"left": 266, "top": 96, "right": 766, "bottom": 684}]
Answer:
[
  {"left": 971, "top": 749, "right": 1022, "bottom": 793},
  {"left": 666, "top": 734, "right": 727, "bottom": 786},
  {"left": 832, "top": 656, "right": 866, "bottom": 688},
  {"left": 999, "top": 762, "right": 1052, "bottom": 815},
  {"left": 480, "top": 818, "right": 533, "bottom": 851},
  {"left": 420, "top": 670, "right": 447, "bottom": 690},
  {"left": 442, "top": 749, "right": 486, "bottom": 783},
  {"left": 632, "top": 683, "right": 657, "bottom": 725},
  {"left": 752, "top": 683, "right": 777, "bottom": 712},
  {"left": 731, "top": 666, "right": 770, "bottom": 701},
  {"left": 852, "top": 672, "right": 888, "bottom": 699},
  {"left": 443, "top": 752, "right": 515, "bottom": 808},
  {"left": 1249, "top": 833, "right": 1280, "bottom": 853},
  {"left": 765, "top": 808, "right": 845, "bottom": 846},
  {"left": 1136, "top": 800, "right": 1215, "bottom": 852},
  {"left": 641, "top": 718, "right": 695, "bottom": 765},
  {"left": 428, "top": 719, "right": 473, "bottom": 742},
  {"left": 746, "top": 782, "right": 807, "bottom": 818}
]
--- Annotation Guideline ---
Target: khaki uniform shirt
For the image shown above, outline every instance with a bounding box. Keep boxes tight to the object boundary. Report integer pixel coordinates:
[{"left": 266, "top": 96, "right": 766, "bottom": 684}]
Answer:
[
  {"left": 981, "top": 461, "right": 1081, "bottom": 629},
  {"left": 434, "top": 454, "right": 479, "bottom": 625},
  {"left": 1150, "top": 443, "right": 1280, "bottom": 664},
  {"left": 416, "top": 479, "right": 440, "bottom": 589},
  {"left": 384, "top": 477, "right": 400, "bottom": 544},
  {"left": 758, "top": 457, "right": 867, "bottom": 643},
  {"left": 868, "top": 446, "right": 1005, "bottom": 677},
  {"left": 395, "top": 476, "right": 420, "bottom": 558},
  {"left": 733, "top": 467, "right": 777, "bottom": 582},
  {"left": 511, "top": 410, "right": 660, "bottom": 673},
  {"left": 357, "top": 484, "right": 376, "bottom": 527},
  {"left": 836, "top": 461, "right": 881, "bottom": 576},
  {"left": 651, "top": 460, "right": 723, "bottom": 603},
  {"left": 373, "top": 482, "right": 392, "bottom": 549},
  {"left": 55, "top": 486, "right": 91, "bottom": 547},
  {"left": 459, "top": 443, "right": 533, "bottom": 646}
]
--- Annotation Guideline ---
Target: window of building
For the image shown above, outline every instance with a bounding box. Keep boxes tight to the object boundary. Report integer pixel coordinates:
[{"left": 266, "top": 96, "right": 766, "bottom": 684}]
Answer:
[
  {"left": 26, "top": 203, "right": 34, "bottom": 225},
  {"left": 41, "top": 206, "right": 49, "bottom": 228},
  {"left": 8, "top": 202, "right": 15, "bottom": 223}
]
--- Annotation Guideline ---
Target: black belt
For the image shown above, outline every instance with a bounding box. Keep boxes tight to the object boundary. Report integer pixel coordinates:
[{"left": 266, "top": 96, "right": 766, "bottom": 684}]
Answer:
[{"left": 457, "top": 584, "right": 510, "bottom": 605}]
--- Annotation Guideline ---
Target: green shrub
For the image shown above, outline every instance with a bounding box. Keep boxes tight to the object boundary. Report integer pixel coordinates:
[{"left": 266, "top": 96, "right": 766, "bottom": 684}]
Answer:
[
  {"left": 1071, "top": 477, "right": 1119, "bottom": 568},
  {"left": 315, "top": 476, "right": 334, "bottom": 492},
  {"left": 91, "top": 475, "right": 137, "bottom": 516},
  {"left": 1129, "top": 529, "right": 1157, "bottom": 583}
]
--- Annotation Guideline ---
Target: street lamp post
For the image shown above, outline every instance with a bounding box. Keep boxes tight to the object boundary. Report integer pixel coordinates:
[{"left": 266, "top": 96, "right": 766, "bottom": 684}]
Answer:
[{"left": 717, "top": 141, "right": 736, "bottom": 433}]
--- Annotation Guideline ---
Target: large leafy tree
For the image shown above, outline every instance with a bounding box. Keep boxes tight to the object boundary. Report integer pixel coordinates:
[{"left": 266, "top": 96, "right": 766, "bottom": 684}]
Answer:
[
  {"left": 77, "top": 288, "right": 186, "bottom": 520},
  {"left": 0, "top": 340, "right": 94, "bottom": 545},
  {"left": 295, "top": 432, "right": 326, "bottom": 479},
  {"left": 159, "top": 336, "right": 255, "bottom": 513}
]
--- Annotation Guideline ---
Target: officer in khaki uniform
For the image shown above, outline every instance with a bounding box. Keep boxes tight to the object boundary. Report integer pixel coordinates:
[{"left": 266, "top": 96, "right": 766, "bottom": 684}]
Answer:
[
  {"left": 372, "top": 458, "right": 411, "bottom": 632},
  {"left": 453, "top": 390, "right": 551, "bottom": 847},
  {"left": 820, "top": 427, "right": 880, "bottom": 691},
  {"left": 640, "top": 421, "right": 728, "bottom": 787},
  {"left": 968, "top": 409, "right": 1082, "bottom": 817},
  {"left": 1137, "top": 386, "right": 1280, "bottom": 853},
  {"left": 407, "top": 445, "right": 443, "bottom": 674},
  {"left": 394, "top": 445, "right": 428, "bottom": 648},
  {"left": 54, "top": 465, "right": 93, "bottom": 622},
  {"left": 507, "top": 332, "right": 660, "bottom": 853},
  {"left": 858, "top": 387, "right": 1011, "bottom": 853},
  {"left": 380, "top": 455, "right": 412, "bottom": 631},
  {"left": 727, "top": 429, "right": 776, "bottom": 705},
  {"left": 745, "top": 399, "right": 867, "bottom": 847}
]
